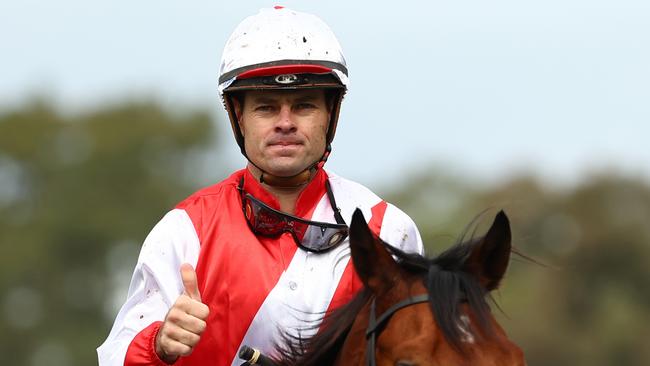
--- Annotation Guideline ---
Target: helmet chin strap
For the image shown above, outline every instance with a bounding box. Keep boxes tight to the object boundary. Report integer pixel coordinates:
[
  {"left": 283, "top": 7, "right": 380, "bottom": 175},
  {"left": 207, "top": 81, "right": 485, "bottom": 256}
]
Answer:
[{"left": 251, "top": 144, "right": 331, "bottom": 188}]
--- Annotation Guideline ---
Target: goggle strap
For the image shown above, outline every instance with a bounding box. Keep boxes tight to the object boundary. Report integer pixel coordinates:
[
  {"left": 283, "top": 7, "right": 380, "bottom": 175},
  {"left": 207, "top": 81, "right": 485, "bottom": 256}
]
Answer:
[{"left": 326, "top": 179, "right": 346, "bottom": 225}]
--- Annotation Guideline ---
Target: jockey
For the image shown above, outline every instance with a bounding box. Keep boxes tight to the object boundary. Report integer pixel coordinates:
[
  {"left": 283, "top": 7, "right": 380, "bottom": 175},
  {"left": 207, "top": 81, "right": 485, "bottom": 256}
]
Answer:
[{"left": 97, "top": 7, "right": 423, "bottom": 366}]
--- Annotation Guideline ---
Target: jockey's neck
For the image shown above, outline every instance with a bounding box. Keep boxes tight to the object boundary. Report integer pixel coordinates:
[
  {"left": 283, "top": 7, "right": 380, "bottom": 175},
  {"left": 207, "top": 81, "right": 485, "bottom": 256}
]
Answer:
[{"left": 247, "top": 164, "right": 308, "bottom": 215}]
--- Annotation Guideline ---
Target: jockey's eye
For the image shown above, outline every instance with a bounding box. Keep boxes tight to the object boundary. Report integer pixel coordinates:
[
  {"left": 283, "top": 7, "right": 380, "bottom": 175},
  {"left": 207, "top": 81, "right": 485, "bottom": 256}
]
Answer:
[
  {"left": 294, "top": 102, "right": 317, "bottom": 111},
  {"left": 254, "top": 105, "right": 275, "bottom": 113}
]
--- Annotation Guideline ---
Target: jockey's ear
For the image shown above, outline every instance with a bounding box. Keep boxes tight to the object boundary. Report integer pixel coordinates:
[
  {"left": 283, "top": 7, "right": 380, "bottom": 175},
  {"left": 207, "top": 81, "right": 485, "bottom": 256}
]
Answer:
[
  {"left": 349, "top": 209, "right": 401, "bottom": 294},
  {"left": 462, "top": 211, "right": 512, "bottom": 291}
]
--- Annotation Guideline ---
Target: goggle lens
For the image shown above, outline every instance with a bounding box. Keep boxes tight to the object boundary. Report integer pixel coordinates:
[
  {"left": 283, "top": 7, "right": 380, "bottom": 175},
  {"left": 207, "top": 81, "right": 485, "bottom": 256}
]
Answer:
[{"left": 243, "top": 193, "right": 348, "bottom": 252}]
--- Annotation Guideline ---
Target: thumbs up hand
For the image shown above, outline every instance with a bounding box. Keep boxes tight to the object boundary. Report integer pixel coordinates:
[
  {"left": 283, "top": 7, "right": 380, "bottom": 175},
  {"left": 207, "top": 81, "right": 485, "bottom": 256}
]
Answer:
[{"left": 155, "top": 264, "right": 210, "bottom": 363}]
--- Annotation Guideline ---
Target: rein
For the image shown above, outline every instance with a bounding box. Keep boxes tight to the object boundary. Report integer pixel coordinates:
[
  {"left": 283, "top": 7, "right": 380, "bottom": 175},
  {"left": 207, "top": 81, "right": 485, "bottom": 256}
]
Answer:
[{"left": 365, "top": 294, "right": 430, "bottom": 366}]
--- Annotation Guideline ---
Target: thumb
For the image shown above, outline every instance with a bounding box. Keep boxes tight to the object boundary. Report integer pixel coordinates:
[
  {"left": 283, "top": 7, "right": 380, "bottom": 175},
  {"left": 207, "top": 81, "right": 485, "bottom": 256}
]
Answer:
[{"left": 180, "top": 263, "right": 202, "bottom": 302}]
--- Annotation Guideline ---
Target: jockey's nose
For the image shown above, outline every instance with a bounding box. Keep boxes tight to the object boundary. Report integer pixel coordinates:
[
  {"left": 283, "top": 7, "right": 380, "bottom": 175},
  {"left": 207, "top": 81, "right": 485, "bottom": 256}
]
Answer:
[{"left": 275, "top": 104, "right": 297, "bottom": 133}]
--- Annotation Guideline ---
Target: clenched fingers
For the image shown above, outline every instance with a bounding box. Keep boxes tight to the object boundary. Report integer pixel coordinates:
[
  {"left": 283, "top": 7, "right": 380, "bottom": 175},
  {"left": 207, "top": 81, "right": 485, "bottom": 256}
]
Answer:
[
  {"left": 165, "top": 305, "right": 208, "bottom": 334},
  {"left": 161, "top": 323, "right": 202, "bottom": 350},
  {"left": 168, "top": 295, "right": 210, "bottom": 322},
  {"left": 155, "top": 293, "right": 210, "bottom": 361}
]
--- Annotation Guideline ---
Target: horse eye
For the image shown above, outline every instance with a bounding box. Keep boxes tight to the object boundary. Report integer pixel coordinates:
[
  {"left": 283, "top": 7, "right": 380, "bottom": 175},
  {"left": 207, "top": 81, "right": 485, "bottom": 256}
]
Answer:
[{"left": 395, "top": 361, "right": 416, "bottom": 366}]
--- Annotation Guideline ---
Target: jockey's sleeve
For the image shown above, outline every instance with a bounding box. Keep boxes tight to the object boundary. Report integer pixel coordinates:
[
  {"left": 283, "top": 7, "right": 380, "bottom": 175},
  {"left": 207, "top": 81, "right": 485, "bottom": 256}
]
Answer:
[
  {"left": 97, "top": 209, "right": 200, "bottom": 365},
  {"left": 379, "top": 202, "right": 425, "bottom": 256}
]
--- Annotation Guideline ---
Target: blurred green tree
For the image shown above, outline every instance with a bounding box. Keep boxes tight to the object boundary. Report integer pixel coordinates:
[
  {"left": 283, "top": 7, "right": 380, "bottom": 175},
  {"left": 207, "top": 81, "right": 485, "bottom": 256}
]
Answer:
[{"left": 0, "top": 100, "right": 219, "bottom": 366}]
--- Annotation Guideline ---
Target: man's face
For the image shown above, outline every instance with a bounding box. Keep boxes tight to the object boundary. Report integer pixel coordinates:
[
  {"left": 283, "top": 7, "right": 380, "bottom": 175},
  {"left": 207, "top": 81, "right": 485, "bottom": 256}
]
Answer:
[{"left": 234, "top": 89, "right": 331, "bottom": 178}]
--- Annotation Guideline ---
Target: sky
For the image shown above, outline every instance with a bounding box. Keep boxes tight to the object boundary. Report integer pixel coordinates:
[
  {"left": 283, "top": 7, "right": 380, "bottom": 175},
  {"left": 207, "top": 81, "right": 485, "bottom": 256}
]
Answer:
[{"left": 1, "top": 0, "right": 649, "bottom": 189}]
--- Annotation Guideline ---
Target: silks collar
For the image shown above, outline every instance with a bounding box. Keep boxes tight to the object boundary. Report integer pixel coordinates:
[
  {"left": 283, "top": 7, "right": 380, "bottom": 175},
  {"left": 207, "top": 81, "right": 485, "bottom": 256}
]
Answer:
[{"left": 241, "top": 167, "right": 328, "bottom": 219}]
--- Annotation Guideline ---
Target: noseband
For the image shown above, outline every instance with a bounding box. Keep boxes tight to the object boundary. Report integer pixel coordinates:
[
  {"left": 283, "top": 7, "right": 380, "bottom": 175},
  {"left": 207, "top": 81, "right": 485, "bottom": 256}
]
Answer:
[{"left": 365, "top": 294, "right": 430, "bottom": 366}]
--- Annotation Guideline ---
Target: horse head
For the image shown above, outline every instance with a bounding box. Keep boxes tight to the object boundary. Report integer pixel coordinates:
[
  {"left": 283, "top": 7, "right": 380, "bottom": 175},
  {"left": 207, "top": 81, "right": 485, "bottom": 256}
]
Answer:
[{"left": 340, "top": 208, "right": 525, "bottom": 366}]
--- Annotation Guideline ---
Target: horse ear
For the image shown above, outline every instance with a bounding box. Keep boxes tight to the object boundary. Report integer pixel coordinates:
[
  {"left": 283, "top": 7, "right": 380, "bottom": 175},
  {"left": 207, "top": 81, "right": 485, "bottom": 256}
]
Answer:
[
  {"left": 463, "top": 210, "right": 512, "bottom": 291},
  {"left": 349, "top": 208, "right": 400, "bottom": 294}
]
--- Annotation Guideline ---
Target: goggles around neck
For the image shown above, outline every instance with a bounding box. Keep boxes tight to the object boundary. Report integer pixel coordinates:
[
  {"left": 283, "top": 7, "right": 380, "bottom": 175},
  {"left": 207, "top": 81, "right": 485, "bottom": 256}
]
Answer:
[{"left": 238, "top": 177, "right": 348, "bottom": 253}]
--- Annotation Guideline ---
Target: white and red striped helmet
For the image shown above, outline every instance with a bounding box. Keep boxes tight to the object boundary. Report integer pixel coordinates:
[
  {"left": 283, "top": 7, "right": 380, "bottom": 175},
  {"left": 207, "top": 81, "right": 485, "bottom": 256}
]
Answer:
[{"left": 219, "top": 7, "right": 349, "bottom": 154}]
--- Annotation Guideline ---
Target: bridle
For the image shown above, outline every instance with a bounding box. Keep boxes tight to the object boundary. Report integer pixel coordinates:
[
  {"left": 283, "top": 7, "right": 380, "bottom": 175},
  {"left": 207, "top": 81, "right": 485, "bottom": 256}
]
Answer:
[{"left": 365, "top": 294, "right": 430, "bottom": 366}]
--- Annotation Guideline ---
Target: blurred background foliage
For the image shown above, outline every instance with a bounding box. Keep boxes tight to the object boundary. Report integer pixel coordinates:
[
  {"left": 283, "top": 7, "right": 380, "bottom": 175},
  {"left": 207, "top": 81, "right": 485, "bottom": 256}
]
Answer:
[{"left": 1, "top": 100, "right": 648, "bottom": 365}]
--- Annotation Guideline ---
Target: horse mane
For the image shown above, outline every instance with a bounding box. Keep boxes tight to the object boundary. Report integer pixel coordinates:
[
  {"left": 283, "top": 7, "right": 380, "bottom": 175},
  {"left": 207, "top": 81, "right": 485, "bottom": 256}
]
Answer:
[
  {"left": 273, "top": 288, "right": 372, "bottom": 366},
  {"left": 273, "top": 233, "right": 496, "bottom": 365}
]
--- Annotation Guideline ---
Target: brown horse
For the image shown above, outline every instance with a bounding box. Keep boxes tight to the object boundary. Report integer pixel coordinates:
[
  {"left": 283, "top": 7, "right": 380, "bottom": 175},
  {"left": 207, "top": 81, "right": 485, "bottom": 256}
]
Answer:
[{"left": 245, "top": 209, "right": 525, "bottom": 365}]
